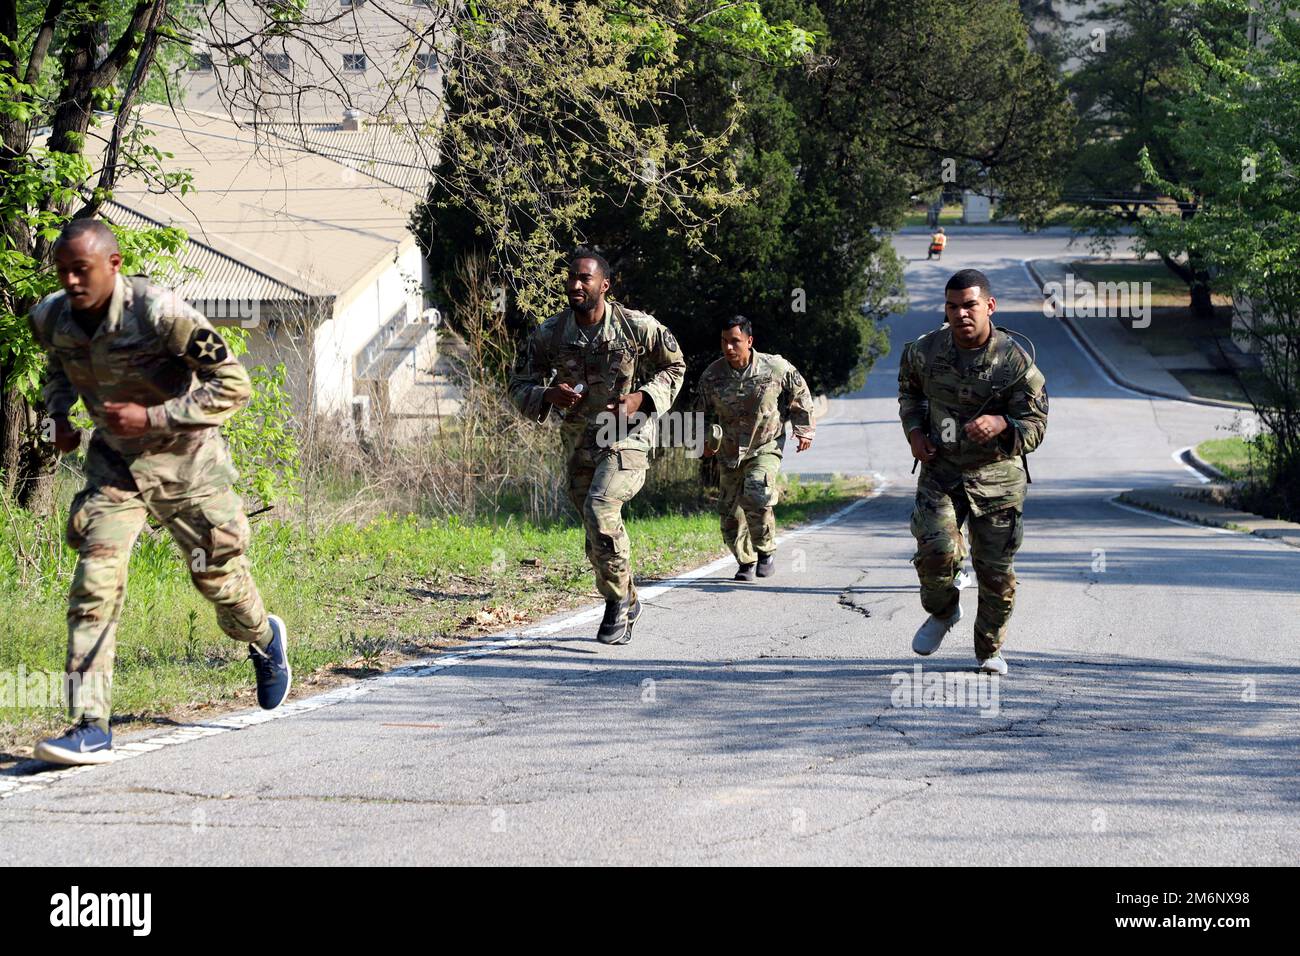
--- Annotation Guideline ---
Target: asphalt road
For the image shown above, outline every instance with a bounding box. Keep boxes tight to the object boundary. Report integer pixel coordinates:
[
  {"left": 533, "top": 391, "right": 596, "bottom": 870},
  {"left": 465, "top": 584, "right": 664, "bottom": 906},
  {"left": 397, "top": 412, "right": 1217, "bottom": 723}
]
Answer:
[{"left": 4, "top": 227, "right": 1297, "bottom": 865}]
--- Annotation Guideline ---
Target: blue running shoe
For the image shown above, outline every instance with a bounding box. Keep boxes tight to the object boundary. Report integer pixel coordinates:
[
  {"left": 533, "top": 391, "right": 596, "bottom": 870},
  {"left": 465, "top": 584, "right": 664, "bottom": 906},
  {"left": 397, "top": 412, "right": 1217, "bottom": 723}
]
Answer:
[
  {"left": 249, "top": 614, "right": 292, "bottom": 710},
  {"left": 34, "top": 720, "right": 113, "bottom": 766}
]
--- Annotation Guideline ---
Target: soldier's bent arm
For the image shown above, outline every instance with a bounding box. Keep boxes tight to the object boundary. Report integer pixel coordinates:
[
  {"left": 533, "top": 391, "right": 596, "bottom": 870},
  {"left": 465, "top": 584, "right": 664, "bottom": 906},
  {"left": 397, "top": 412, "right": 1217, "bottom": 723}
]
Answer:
[
  {"left": 897, "top": 341, "right": 927, "bottom": 437},
  {"left": 782, "top": 364, "right": 816, "bottom": 441},
  {"left": 146, "top": 297, "right": 251, "bottom": 430},
  {"left": 637, "top": 321, "right": 685, "bottom": 414},
  {"left": 1002, "top": 363, "right": 1048, "bottom": 456},
  {"left": 507, "top": 327, "right": 554, "bottom": 424}
]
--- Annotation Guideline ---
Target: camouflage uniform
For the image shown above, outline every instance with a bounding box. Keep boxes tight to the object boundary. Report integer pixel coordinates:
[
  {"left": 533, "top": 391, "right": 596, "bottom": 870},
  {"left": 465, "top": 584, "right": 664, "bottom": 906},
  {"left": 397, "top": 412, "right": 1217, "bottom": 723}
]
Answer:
[
  {"left": 28, "top": 274, "right": 269, "bottom": 724},
  {"left": 694, "top": 351, "right": 815, "bottom": 564},
  {"left": 898, "top": 326, "right": 1048, "bottom": 660},
  {"left": 509, "top": 300, "right": 685, "bottom": 601}
]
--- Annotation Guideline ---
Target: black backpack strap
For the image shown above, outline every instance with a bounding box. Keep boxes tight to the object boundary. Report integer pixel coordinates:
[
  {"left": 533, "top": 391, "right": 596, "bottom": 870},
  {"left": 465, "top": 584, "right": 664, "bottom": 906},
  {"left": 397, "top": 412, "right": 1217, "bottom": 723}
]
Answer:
[
  {"left": 993, "top": 326, "right": 1037, "bottom": 484},
  {"left": 919, "top": 324, "right": 948, "bottom": 376},
  {"left": 611, "top": 300, "right": 645, "bottom": 355}
]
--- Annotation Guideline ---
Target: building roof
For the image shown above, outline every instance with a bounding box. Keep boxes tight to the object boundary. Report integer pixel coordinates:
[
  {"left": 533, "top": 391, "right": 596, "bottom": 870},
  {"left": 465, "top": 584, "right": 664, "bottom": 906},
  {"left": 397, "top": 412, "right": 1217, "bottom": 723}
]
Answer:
[
  {"left": 103, "top": 199, "right": 308, "bottom": 303},
  {"left": 252, "top": 116, "right": 436, "bottom": 195},
  {"left": 101, "top": 104, "right": 432, "bottom": 304}
]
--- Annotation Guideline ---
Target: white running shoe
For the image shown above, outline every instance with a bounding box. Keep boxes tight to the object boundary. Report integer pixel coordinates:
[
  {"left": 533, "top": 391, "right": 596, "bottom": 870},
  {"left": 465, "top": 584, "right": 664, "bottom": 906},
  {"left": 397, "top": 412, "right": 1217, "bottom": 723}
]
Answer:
[
  {"left": 979, "top": 653, "right": 1008, "bottom": 676},
  {"left": 912, "top": 604, "right": 962, "bottom": 656}
]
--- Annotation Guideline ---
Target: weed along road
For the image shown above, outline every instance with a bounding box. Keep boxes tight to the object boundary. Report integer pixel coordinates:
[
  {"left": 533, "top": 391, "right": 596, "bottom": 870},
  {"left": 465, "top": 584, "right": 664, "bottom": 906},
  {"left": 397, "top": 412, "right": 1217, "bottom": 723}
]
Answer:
[{"left": 3, "top": 228, "right": 1297, "bottom": 866}]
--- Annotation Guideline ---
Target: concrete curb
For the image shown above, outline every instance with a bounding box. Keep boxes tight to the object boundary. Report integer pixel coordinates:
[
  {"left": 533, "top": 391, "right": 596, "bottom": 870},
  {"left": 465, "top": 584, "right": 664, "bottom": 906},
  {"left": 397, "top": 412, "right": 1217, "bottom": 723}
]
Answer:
[
  {"left": 1117, "top": 485, "right": 1300, "bottom": 548},
  {"left": 1023, "top": 259, "right": 1251, "bottom": 411},
  {"left": 1181, "top": 445, "right": 1227, "bottom": 482}
]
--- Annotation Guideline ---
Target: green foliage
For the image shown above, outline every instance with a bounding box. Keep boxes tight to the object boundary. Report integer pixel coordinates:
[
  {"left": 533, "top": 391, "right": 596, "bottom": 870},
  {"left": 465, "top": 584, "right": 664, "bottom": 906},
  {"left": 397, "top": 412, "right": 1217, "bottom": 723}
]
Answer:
[
  {"left": 1137, "top": 0, "right": 1300, "bottom": 516},
  {"left": 222, "top": 356, "right": 301, "bottom": 509},
  {"left": 578, "top": 0, "right": 1071, "bottom": 396},
  {"left": 419, "top": 0, "right": 822, "bottom": 322},
  {"left": 686, "top": 1, "right": 818, "bottom": 63},
  {"left": 425, "top": 1, "right": 1071, "bottom": 398},
  {"left": 1, "top": 2, "right": 298, "bottom": 511},
  {"left": 1063, "top": 0, "right": 1247, "bottom": 314}
]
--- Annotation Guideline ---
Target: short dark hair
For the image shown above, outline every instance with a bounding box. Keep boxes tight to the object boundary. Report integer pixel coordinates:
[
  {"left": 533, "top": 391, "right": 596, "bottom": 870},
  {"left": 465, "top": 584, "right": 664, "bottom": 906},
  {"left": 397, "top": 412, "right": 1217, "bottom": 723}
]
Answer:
[
  {"left": 54, "top": 218, "right": 120, "bottom": 256},
  {"left": 568, "top": 247, "right": 610, "bottom": 280},
  {"left": 721, "top": 314, "right": 753, "bottom": 336},
  {"left": 945, "top": 269, "right": 991, "bottom": 300}
]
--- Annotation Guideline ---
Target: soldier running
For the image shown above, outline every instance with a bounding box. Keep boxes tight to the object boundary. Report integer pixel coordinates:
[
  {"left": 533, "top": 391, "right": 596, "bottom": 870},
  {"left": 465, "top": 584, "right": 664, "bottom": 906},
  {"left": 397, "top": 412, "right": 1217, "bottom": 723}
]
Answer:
[
  {"left": 898, "top": 269, "right": 1048, "bottom": 674},
  {"left": 28, "top": 219, "right": 290, "bottom": 766},
  {"left": 508, "top": 248, "right": 685, "bottom": 644},
  {"left": 694, "top": 315, "right": 815, "bottom": 581}
]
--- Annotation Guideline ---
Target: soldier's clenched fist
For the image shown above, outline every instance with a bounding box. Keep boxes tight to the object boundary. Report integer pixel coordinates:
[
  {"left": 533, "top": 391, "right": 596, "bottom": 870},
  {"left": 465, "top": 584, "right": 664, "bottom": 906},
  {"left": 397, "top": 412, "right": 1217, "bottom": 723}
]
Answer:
[
  {"left": 102, "top": 401, "right": 149, "bottom": 437},
  {"left": 908, "top": 428, "right": 938, "bottom": 463},
  {"left": 963, "top": 414, "right": 1008, "bottom": 445}
]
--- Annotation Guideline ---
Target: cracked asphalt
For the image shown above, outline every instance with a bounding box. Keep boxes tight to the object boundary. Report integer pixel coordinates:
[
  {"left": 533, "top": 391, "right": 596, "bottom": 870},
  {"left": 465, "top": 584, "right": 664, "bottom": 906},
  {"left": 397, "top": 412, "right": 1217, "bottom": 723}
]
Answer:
[{"left": 3, "top": 228, "right": 1297, "bottom": 865}]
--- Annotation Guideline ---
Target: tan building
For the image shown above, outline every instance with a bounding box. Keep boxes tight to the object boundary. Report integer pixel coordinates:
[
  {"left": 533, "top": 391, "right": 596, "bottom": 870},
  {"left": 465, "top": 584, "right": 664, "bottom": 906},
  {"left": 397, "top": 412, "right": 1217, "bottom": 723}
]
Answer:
[
  {"left": 181, "top": 0, "right": 446, "bottom": 123},
  {"left": 101, "top": 104, "right": 456, "bottom": 431}
]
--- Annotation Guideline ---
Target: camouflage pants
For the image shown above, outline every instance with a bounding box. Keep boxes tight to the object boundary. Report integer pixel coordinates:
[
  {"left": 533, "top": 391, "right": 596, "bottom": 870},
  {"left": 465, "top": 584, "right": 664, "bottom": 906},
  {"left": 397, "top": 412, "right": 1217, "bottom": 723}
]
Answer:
[
  {"left": 909, "top": 474, "right": 1024, "bottom": 660},
  {"left": 63, "top": 482, "right": 270, "bottom": 722},
  {"left": 568, "top": 452, "right": 647, "bottom": 602},
  {"left": 719, "top": 452, "right": 780, "bottom": 564}
]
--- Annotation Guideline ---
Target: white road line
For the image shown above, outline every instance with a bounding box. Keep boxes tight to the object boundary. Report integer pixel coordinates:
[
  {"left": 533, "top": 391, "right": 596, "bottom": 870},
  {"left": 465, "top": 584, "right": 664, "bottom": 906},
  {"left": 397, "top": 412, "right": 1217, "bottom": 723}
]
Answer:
[
  {"left": 1, "top": 475, "right": 889, "bottom": 802},
  {"left": 1105, "top": 494, "right": 1237, "bottom": 535}
]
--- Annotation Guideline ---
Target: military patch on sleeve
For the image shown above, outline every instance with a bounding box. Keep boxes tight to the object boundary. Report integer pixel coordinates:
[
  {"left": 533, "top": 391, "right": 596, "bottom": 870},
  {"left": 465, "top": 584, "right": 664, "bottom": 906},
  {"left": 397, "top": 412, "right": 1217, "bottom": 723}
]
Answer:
[
  {"left": 186, "top": 327, "right": 229, "bottom": 365},
  {"left": 662, "top": 330, "right": 680, "bottom": 354}
]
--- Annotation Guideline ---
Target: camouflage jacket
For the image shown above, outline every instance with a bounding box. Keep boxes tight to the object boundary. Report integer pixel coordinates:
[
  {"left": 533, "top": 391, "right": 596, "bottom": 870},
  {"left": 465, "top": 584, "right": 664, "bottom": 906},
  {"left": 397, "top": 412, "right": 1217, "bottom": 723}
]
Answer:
[
  {"left": 897, "top": 325, "right": 1048, "bottom": 515},
  {"left": 694, "top": 350, "right": 816, "bottom": 468},
  {"left": 28, "top": 274, "right": 251, "bottom": 495},
  {"left": 508, "top": 300, "right": 685, "bottom": 469}
]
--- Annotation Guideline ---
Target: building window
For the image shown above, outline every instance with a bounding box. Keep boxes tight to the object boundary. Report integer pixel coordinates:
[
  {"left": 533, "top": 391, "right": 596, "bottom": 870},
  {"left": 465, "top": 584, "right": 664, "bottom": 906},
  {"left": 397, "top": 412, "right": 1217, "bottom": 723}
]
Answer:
[
  {"left": 265, "top": 53, "right": 292, "bottom": 75},
  {"left": 188, "top": 52, "right": 213, "bottom": 72},
  {"left": 343, "top": 53, "right": 367, "bottom": 72},
  {"left": 415, "top": 52, "right": 438, "bottom": 72}
]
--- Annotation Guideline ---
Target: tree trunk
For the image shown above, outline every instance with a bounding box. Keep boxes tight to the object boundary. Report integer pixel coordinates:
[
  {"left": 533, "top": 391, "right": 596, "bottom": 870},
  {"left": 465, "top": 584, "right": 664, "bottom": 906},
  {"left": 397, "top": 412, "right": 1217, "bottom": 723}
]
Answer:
[
  {"left": 1, "top": 382, "right": 24, "bottom": 496},
  {"left": 1188, "top": 279, "right": 1215, "bottom": 322},
  {"left": 1155, "top": 250, "right": 1217, "bottom": 322},
  {"left": 2, "top": 384, "right": 58, "bottom": 513}
]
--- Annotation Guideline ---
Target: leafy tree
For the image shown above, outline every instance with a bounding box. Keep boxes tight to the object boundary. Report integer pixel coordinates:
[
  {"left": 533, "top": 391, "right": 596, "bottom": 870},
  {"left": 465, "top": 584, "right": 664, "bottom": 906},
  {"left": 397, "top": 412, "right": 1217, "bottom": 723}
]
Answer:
[
  {"left": 418, "top": 1, "right": 818, "bottom": 326},
  {"left": 580, "top": 0, "right": 1074, "bottom": 395},
  {"left": 1, "top": 0, "right": 182, "bottom": 512},
  {"left": 2, "top": 0, "right": 298, "bottom": 513},
  {"left": 1065, "top": 0, "right": 1247, "bottom": 318},
  {"left": 1138, "top": 0, "right": 1300, "bottom": 516}
]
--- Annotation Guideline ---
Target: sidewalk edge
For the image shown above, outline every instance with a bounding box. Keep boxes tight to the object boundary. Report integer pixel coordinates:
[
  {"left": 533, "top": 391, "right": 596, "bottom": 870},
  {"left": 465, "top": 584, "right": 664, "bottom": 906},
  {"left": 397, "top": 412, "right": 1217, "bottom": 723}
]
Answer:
[{"left": 1023, "top": 259, "right": 1251, "bottom": 411}]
